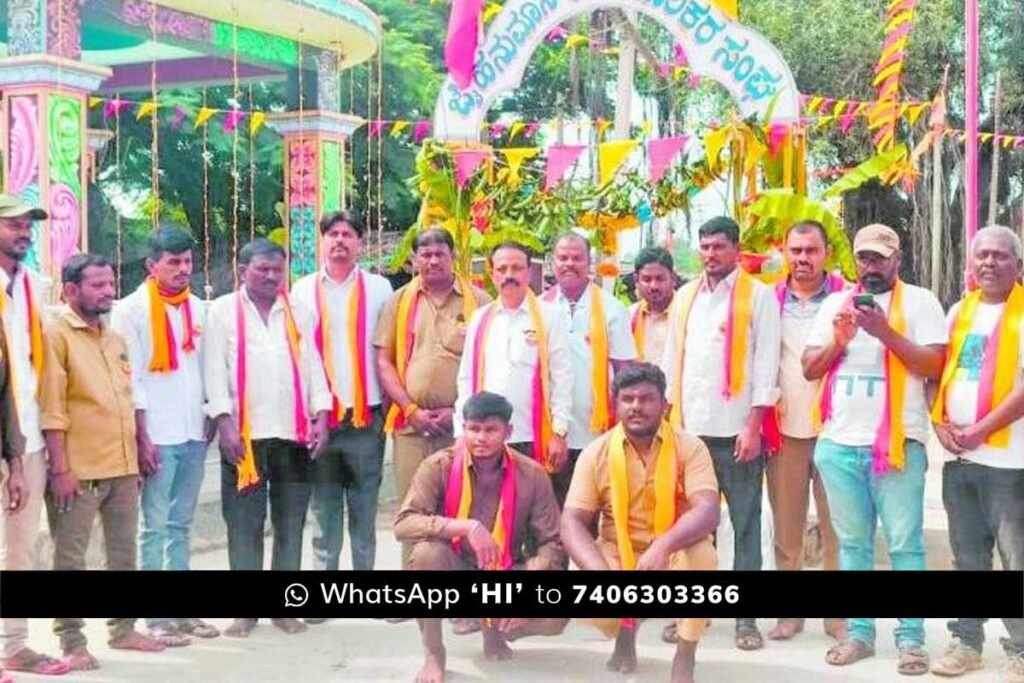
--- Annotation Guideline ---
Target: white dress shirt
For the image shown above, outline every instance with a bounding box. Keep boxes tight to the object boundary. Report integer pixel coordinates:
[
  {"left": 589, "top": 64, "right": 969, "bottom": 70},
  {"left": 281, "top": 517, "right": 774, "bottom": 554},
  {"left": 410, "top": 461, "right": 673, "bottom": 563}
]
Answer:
[
  {"left": 628, "top": 298, "right": 673, "bottom": 370},
  {"left": 0, "top": 265, "right": 44, "bottom": 453},
  {"left": 545, "top": 285, "right": 637, "bottom": 449},
  {"left": 662, "top": 268, "right": 781, "bottom": 437},
  {"left": 291, "top": 266, "right": 392, "bottom": 408},
  {"left": 454, "top": 296, "right": 573, "bottom": 444},
  {"left": 110, "top": 283, "right": 207, "bottom": 445},
  {"left": 204, "top": 289, "right": 331, "bottom": 442}
]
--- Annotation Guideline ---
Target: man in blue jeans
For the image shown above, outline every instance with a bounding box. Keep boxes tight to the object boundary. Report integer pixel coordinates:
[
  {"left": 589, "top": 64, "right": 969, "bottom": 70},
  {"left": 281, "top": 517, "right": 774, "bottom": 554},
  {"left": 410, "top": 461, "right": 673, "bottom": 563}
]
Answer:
[
  {"left": 802, "top": 223, "right": 946, "bottom": 676},
  {"left": 112, "top": 226, "right": 219, "bottom": 645}
]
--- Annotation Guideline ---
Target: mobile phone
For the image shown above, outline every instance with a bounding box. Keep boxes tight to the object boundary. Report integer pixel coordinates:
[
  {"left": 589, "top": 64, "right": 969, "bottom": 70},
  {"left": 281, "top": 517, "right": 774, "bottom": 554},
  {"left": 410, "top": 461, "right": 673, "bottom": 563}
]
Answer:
[{"left": 853, "top": 293, "right": 875, "bottom": 309}]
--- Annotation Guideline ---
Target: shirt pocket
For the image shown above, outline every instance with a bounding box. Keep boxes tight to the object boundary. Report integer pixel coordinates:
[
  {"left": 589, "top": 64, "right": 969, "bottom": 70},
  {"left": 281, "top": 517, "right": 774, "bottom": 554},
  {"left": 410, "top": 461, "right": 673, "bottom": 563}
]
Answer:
[
  {"left": 509, "top": 328, "right": 540, "bottom": 368},
  {"left": 436, "top": 313, "right": 468, "bottom": 357}
]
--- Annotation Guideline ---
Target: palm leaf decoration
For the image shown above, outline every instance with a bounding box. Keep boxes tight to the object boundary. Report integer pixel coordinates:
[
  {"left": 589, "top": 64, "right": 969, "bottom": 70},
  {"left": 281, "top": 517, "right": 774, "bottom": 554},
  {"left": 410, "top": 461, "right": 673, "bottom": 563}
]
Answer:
[{"left": 823, "top": 145, "right": 908, "bottom": 198}]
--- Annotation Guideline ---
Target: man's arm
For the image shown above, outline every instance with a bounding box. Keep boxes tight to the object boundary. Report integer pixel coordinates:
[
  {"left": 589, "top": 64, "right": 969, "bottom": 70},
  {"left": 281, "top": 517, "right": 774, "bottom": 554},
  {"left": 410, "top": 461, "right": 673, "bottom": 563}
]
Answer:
[
  {"left": 0, "top": 327, "right": 24, "bottom": 463},
  {"left": 39, "top": 329, "right": 79, "bottom": 508},
  {"left": 394, "top": 456, "right": 468, "bottom": 544},
  {"left": 607, "top": 295, "right": 638, "bottom": 375},
  {"left": 110, "top": 301, "right": 157, "bottom": 475},
  {"left": 635, "top": 491, "right": 719, "bottom": 570},
  {"left": 560, "top": 507, "right": 610, "bottom": 570}
]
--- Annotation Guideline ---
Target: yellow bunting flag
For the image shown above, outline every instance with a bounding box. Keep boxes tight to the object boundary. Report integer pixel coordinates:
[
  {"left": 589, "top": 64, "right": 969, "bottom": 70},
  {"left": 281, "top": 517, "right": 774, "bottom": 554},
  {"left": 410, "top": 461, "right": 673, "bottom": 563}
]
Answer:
[
  {"left": 597, "top": 119, "right": 613, "bottom": 140},
  {"left": 88, "top": 96, "right": 103, "bottom": 109},
  {"left": 482, "top": 2, "right": 502, "bottom": 23},
  {"left": 390, "top": 121, "right": 410, "bottom": 137},
  {"left": 907, "top": 104, "right": 928, "bottom": 125},
  {"left": 509, "top": 121, "right": 526, "bottom": 140},
  {"left": 499, "top": 148, "right": 539, "bottom": 187},
  {"left": 673, "top": 66, "right": 686, "bottom": 81},
  {"left": 565, "top": 34, "right": 589, "bottom": 50},
  {"left": 195, "top": 107, "right": 217, "bottom": 128},
  {"left": 807, "top": 96, "right": 824, "bottom": 113},
  {"left": 136, "top": 101, "right": 159, "bottom": 121},
  {"left": 1003, "top": 136, "right": 1016, "bottom": 149},
  {"left": 249, "top": 111, "right": 266, "bottom": 134},
  {"left": 598, "top": 139, "right": 640, "bottom": 186},
  {"left": 711, "top": 0, "right": 738, "bottom": 19},
  {"left": 980, "top": 133, "right": 994, "bottom": 144},
  {"left": 832, "top": 101, "right": 848, "bottom": 117}
]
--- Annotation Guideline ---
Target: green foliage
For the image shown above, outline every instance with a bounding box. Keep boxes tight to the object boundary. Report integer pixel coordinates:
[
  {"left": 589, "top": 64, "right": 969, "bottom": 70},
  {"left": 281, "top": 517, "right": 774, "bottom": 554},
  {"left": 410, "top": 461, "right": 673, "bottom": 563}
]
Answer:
[{"left": 823, "top": 145, "right": 909, "bottom": 198}]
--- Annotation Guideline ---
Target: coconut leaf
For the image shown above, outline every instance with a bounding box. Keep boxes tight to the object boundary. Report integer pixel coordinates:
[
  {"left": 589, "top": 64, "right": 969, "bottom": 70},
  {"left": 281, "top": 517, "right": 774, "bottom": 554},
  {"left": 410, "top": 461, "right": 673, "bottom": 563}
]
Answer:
[{"left": 823, "top": 145, "right": 908, "bottom": 198}]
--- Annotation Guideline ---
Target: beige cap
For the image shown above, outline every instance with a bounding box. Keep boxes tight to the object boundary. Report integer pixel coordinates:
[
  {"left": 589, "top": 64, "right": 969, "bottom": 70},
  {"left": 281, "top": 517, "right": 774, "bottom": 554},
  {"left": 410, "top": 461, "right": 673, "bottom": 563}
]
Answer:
[
  {"left": 853, "top": 223, "right": 900, "bottom": 257},
  {"left": 0, "top": 194, "right": 47, "bottom": 220}
]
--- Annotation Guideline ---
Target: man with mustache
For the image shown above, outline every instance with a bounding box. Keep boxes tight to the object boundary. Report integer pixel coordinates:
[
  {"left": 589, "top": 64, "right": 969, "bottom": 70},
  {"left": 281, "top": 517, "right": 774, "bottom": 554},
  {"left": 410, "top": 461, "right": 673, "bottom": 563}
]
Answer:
[
  {"left": 292, "top": 211, "right": 393, "bottom": 576},
  {"left": 454, "top": 242, "right": 572, "bottom": 489},
  {"left": 395, "top": 391, "right": 568, "bottom": 683},
  {"left": 661, "top": 216, "right": 781, "bottom": 651},
  {"left": 41, "top": 254, "right": 166, "bottom": 670},
  {"left": 562, "top": 363, "right": 719, "bottom": 683},
  {"left": 764, "top": 222, "right": 846, "bottom": 643},
  {"left": 543, "top": 232, "right": 636, "bottom": 506},
  {"left": 803, "top": 223, "right": 945, "bottom": 675},
  {"left": 629, "top": 246, "right": 677, "bottom": 368},
  {"left": 930, "top": 225, "right": 1024, "bottom": 681},
  {"left": 375, "top": 228, "right": 490, "bottom": 568}
]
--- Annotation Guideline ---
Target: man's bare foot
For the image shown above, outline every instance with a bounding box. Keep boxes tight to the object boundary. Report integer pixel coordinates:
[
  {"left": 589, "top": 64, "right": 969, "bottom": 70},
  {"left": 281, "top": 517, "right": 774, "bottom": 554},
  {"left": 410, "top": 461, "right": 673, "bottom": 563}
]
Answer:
[
  {"left": 109, "top": 631, "right": 166, "bottom": 652},
  {"left": 768, "top": 619, "right": 805, "bottom": 641},
  {"left": 607, "top": 629, "right": 638, "bottom": 673},
  {"left": 482, "top": 628, "right": 514, "bottom": 661},
  {"left": 670, "top": 640, "right": 698, "bottom": 683},
  {"left": 272, "top": 618, "right": 307, "bottom": 634},
  {"left": 62, "top": 647, "right": 100, "bottom": 671},
  {"left": 225, "top": 619, "right": 258, "bottom": 638},
  {"left": 414, "top": 647, "right": 446, "bottom": 683}
]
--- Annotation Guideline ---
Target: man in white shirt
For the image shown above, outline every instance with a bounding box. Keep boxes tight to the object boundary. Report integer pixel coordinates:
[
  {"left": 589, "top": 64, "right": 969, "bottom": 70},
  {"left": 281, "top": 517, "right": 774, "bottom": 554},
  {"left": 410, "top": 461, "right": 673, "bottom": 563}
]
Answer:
[
  {"left": 803, "top": 223, "right": 945, "bottom": 676},
  {"left": 929, "top": 226, "right": 1024, "bottom": 682},
  {"left": 0, "top": 194, "right": 70, "bottom": 677},
  {"left": 543, "top": 232, "right": 636, "bottom": 505},
  {"left": 205, "top": 239, "right": 331, "bottom": 639},
  {"left": 629, "top": 246, "right": 677, "bottom": 369},
  {"left": 455, "top": 241, "right": 572, "bottom": 478},
  {"left": 111, "top": 226, "right": 218, "bottom": 646},
  {"left": 291, "top": 210, "right": 392, "bottom": 573},
  {"left": 661, "top": 216, "right": 781, "bottom": 651}
]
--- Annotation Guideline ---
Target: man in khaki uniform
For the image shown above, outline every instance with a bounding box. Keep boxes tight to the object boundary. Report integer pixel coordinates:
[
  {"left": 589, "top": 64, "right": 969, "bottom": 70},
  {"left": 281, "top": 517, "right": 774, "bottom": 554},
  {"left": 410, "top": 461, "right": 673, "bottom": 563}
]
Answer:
[{"left": 375, "top": 228, "right": 490, "bottom": 566}]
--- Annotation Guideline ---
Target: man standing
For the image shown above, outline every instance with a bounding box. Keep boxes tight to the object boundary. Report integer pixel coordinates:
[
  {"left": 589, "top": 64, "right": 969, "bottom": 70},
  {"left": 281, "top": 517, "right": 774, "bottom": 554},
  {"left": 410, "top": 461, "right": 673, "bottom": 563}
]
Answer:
[
  {"left": 661, "top": 216, "right": 781, "bottom": 651},
  {"left": 803, "top": 223, "right": 945, "bottom": 675},
  {"left": 0, "top": 194, "right": 69, "bottom": 677},
  {"left": 764, "top": 222, "right": 846, "bottom": 643},
  {"left": 929, "top": 225, "right": 1024, "bottom": 682},
  {"left": 562, "top": 363, "right": 720, "bottom": 683},
  {"left": 544, "top": 232, "right": 636, "bottom": 505},
  {"left": 111, "top": 225, "right": 218, "bottom": 646},
  {"left": 395, "top": 391, "right": 568, "bottom": 683},
  {"left": 292, "top": 210, "right": 392, "bottom": 572},
  {"left": 455, "top": 242, "right": 572, "bottom": 486},
  {"left": 41, "top": 254, "right": 165, "bottom": 670},
  {"left": 629, "top": 246, "right": 677, "bottom": 368},
  {"left": 375, "top": 228, "right": 490, "bottom": 567},
  {"left": 205, "top": 239, "right": 331, "bottom": 638}
]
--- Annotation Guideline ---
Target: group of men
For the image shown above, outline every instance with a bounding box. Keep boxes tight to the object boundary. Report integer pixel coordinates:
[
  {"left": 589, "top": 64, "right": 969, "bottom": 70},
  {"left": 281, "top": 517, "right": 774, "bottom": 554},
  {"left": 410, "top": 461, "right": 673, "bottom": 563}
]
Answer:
[{"left": 0, "top": 186, "right": 1021, "bottom": 683}]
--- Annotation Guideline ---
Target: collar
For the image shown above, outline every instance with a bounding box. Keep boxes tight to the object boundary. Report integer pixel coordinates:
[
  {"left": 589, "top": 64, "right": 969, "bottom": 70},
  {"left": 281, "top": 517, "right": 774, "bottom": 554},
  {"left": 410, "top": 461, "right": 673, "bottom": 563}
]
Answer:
[
  {"left": 239, "top": 286, "right": 284, "bottom": 315},
  {"left": 496, "top": 294, "right": 530, "bottom": 315},
  {"left": 783, "top": 273, "right": 834, "bottom": 303},
  {"left": 0, "top": 263, "right": 24, "bottom": 295},
  {"left": 467, "top": 449, "right": 511, "bottom": 474},
  {"left": 638, "top": 293, "right": 674, "bottom": 318},
  {"left": 60, "top": 305, "right": 106, "bottom": 333},
  {"left": 321, "top": 265, "right": 360, "bottom": 287},
  {"left": 699, "top": 266, "right": 739, "bottom": 294},
  {"left": 416, "top": 274, "right": 464, "bottom": 297}
]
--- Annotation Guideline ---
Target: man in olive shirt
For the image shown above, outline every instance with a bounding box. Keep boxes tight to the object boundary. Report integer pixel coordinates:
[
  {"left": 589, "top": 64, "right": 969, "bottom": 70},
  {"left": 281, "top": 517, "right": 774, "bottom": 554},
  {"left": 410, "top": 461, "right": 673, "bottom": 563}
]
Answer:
[
  {"left": 40, "top": 254, "right": 164, "bottom": 670},
  {"left": 375, "top": 228, "right": 490, "bottom": 566}
]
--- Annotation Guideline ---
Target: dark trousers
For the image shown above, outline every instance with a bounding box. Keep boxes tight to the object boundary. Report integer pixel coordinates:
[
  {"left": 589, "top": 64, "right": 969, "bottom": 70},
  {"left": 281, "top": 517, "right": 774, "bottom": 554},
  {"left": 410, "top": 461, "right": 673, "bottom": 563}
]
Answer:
[
  {"left": 221, "top": 438, "right": 311, "bottom": 571},
  {"left": 942, "top": 460, "right": 1024, "bottom": 656},
  {"left": 310, "top": 408, "right": 385, "bottom": 571},
  {"left": 508, "top": 442, "right": 581, "bottom": 510},
  {"left": 704, "top": 435, "right": 764, "bottom": 631}
]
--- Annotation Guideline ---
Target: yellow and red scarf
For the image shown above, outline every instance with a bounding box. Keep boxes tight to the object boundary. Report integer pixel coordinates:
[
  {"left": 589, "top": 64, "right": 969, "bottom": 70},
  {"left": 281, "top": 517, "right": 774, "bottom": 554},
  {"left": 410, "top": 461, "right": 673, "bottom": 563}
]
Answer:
[
  {"left": 384, "top": 275, "right": 480, "bottom": 433},
  {"left": 931, "top": 283, "right": 1024, "bottom": 448},
  {"left": 630, "top": 294, "right": 673, "bottom": 363},
  {"left": 813, "top": 280, "right": 909, "bottom": 472},
  {"left": 315, "top": 271, "right": 370, "bottom": 429},
  {"left": 443, "top": 440, "right": 516, "bottom": 569},
  {"left": 472, "top": 293, "right": 554, "bottom": 469},
  {"left": 544, "top": 284, "right": 612, "bottom": 433},
  {"left": 234, "top": 290, "right": 308, "bottom": 491},
  {"left": 0, "top": 271, "right": 44, "bottom": 395},
  {"left": 146, "top": 278, "right": 196, "bottom": 373},
  {"left": 669, "top": 269, "right": 754, "bottom": 429}
]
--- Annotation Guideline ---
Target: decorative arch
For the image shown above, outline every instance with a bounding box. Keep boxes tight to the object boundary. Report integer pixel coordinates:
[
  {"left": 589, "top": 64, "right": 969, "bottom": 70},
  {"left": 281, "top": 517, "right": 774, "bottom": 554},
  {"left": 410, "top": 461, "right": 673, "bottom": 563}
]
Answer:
[{"left": 432, "top": 0, "right": 800, "bottom": 141}]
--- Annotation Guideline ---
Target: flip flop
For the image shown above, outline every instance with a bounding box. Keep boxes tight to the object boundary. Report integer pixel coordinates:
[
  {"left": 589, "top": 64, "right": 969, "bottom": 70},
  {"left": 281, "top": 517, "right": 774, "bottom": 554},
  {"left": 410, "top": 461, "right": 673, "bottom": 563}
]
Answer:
[
  {"left": 897, "top": 645, "right": 930, "bottom": 676},
  {"left": 735, "top": 626, "right": 764, "bottom": 651},
  {"left": 178, "top": 619, "right": 220, "bottom": 639},
  {"left": 2, "top": 649, "right": 72, "bottom": 675},
  {"left": 826, "top": 639, "right": 876, "bottom": 666},
  {"left": 148, "top": 624, "right": 191, "bottom": 648}
]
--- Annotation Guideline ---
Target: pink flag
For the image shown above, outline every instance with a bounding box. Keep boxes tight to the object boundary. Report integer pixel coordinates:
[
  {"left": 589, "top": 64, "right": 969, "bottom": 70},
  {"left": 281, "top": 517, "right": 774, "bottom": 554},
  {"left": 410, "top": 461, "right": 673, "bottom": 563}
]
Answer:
[
  {"left": 766, "top": 123, "right": 789, "bottom": 157},
  {"left": 688, "top": 73, "right": 701, "bottom": 89},
  {"left": 673, "top": 43, "right": 688, "bottom": 66},
  {"left": 454, "top": 149, "right": 490, "bottom": 188},
  {"left": 223, "top": 110, "right": 246, "bottom": 133},
  {"left": 103, "top": 99, "right": 130, "bottom": 121},
  {"left": 544, "top": 145, "right": 586, "bottom": 191},
  {"left": 524, "top": 122, "right": 541, "bottom": 138},
  {"left": 839, "top": 107, "right": 859, "bottom": 133},
  {"left": 489, "top": 122, "right": 508, "bottom": 139},
  {"left": 546, "top": 25, "right": 569, "bottom": 42},
  {"left": 369, "top": 120, "right": 385, "bottom": 138},
  {"left": 444, "top": 0, "right": 484, "bottom": 90},
  {"left": 170, "top": 105, "right": 188, "bottom": 131},
  {"left": 657, "top": 63, "right": 672, "bottom": 79},
  {"left": 647, "top": 136, "right": 689, "bottom": 184},
  {"left": 413, "top": 120, "right": 432, "bottom": 143}
]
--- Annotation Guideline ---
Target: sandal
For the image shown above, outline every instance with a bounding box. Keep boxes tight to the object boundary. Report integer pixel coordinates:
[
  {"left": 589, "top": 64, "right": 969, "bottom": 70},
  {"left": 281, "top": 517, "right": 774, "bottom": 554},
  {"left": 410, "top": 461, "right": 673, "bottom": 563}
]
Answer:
[
  {"left": 177, "top": 618, "right": 220, "bottom": 639},
  {"left": 148, "top": 623, "right": 191, "bottom": 648},
  {"left": 826, "top": 639, "right": 876, "bottom": 666},
  {"left": 735, "top": 625, "right": 764, "bottom": 651},
  {"left": 2, "top": 648, "right": 72, "bottom": 675},
  {"left": 897, "top": 645, "right": 930, "bottom": 676}
]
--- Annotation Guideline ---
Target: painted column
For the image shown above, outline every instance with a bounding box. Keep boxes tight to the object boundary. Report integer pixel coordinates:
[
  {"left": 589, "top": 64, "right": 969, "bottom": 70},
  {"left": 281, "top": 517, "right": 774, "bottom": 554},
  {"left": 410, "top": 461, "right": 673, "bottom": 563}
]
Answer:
[{"left": 266, "top": 112, "right": 363, "bottom": 282}]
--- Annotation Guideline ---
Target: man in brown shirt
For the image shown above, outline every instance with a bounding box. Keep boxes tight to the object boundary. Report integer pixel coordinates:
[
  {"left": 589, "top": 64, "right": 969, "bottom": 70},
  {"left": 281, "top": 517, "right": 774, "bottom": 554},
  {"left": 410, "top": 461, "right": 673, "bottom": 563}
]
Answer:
[
  {"left": 394, "top": 391, "right": 567, "bottom": 683},
  {"left": 562, "top": 363, "right": 720, "bottom": 683},
  {"left": 375, "top": 228, "right": 490, "bottom": 567},
  {"left": 40, "top": 254, "right": 164, "bottom": 670}
]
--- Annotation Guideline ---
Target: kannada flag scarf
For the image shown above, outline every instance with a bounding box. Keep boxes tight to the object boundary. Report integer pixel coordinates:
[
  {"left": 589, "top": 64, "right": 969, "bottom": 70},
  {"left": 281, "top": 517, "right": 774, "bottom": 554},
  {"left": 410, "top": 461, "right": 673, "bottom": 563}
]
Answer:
[
  {"left": 384, "top": 275, "right": 481, "bottom": 433},
  {"left": 630, "top": 293, "right": 673, "bottom": 363},
  {"left": 930, "top": 283, "right": 1024, "bottom": 448},
  {"left": 544, "top": 284, "right": 612, "bottom": 433},
  {"left": 0, "top": 271, "right": 44, "bottom": 400},
  {"left": 234, "top": 290, "right": 308, "bottom": 491},
  {"left": 472, "top": 293, "right": 554, "bottom": 469},
  {"left": 443, "top": 439, "right": 516, "bottom": 569},
  {"left": 146, "top": 278, "right": 196, "bottom": 373},
  {"left": 761, "top": 272, "right": 847, "bottom": 454},
  {"left": 669, "top": 269, "right": 754, "bottom": 429},
  {"left": 315, "top": 270, "right": 370, "bottom": 429},
  {"left": 812, "top": 280, "right": 909, "bottom": 473}
]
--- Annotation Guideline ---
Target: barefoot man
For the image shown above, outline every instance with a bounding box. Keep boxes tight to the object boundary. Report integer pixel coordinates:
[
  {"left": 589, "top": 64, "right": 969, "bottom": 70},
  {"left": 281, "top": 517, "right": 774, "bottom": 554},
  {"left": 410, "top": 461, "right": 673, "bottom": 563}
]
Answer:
[
  {"left": 394, "top": 391, "right": 568, "bottom": 683},
  {"left": 561, "top": 363, "right": 720, "bottom": 683}
]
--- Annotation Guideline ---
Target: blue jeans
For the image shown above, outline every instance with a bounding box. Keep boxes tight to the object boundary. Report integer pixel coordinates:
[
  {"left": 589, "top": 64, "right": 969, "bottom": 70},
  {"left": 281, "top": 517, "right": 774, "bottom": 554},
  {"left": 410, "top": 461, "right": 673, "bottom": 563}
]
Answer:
[
  {"left": 139, "top": 440, "right": 207, "bottom": 628},
  {"left": 814, "top": 438, "right": 927, "bottom": 648}
]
